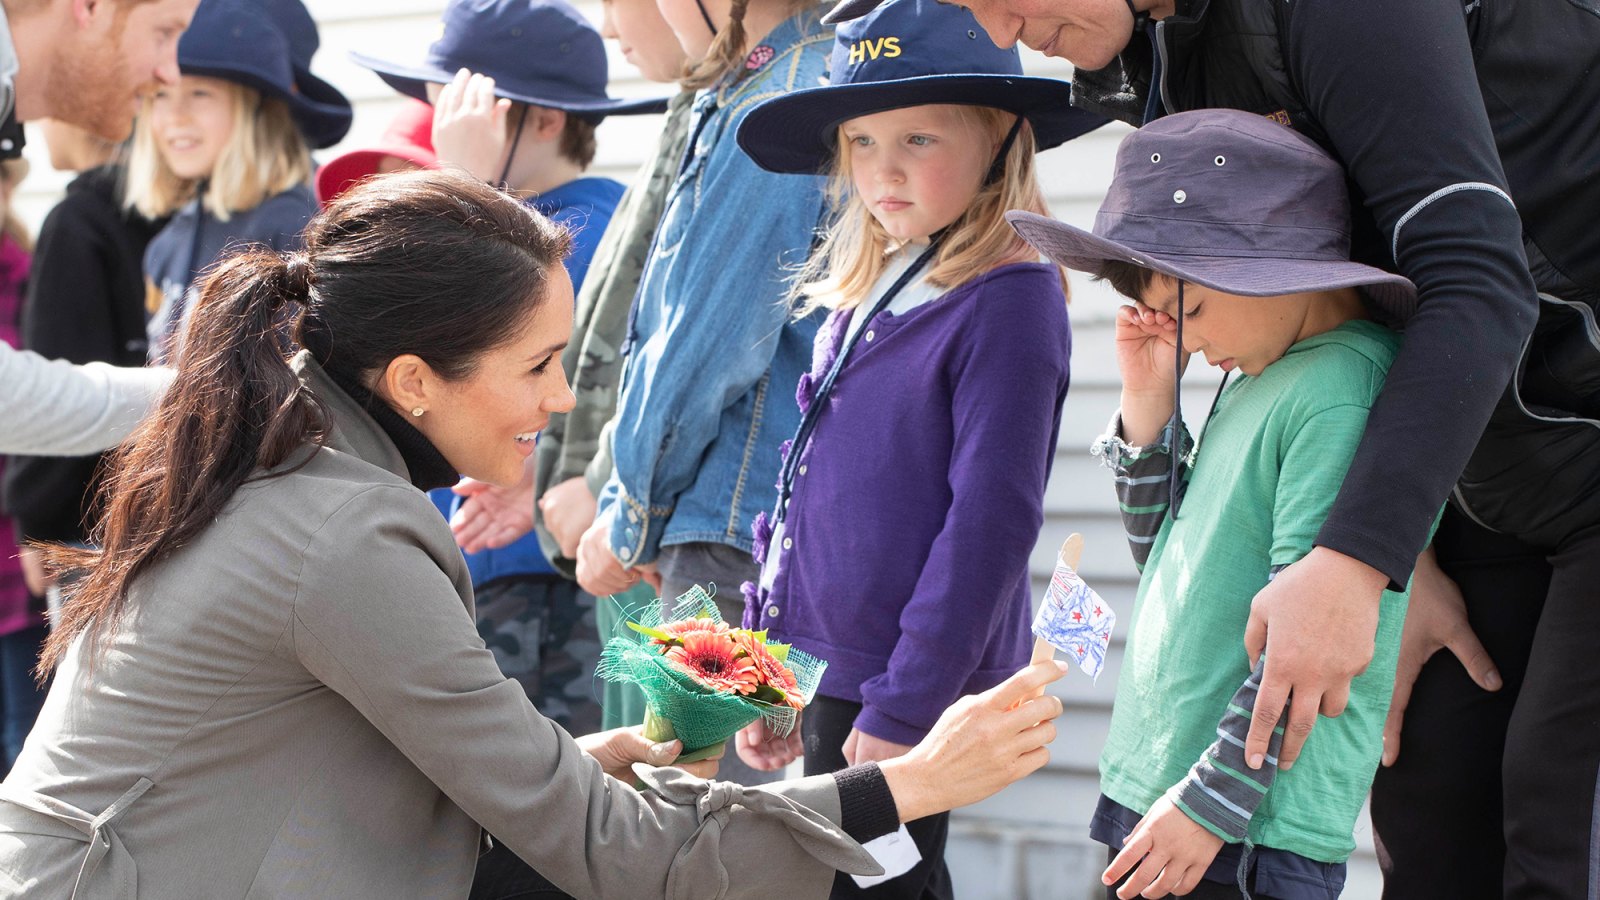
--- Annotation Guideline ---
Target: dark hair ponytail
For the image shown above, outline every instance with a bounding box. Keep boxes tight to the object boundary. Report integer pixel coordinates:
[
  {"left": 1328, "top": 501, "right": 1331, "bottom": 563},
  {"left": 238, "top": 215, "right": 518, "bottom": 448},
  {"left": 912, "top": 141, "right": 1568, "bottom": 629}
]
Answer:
[{"left": 41, "top": 169, "right": 571, "bottom": 674}]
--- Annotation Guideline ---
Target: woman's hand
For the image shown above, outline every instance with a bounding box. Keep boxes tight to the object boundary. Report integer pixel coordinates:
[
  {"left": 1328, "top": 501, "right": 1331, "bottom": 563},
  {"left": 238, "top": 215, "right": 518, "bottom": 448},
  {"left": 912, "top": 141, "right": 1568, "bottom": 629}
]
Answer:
[
  {"left": 877, "top": 660, "right": 1068, "bottom": 822},
  {"left": 576, "top": 726, "right": 723, "bottom": 782},
  {"left": 1101, "top": 795, "right": 1224, "bottom": 899},
  {"left": 1115, "top": 303, "right": 1183, "bottom": 445},
  {"left": 735, "top": 717, "right": 804, "bottom": 772},
  {"left": 575, "top": 516, "right": 641, "bottom": 596},
  {"left": 431, "top": 68, "right": 512, "bottom": 183},
  {"left": 539, "top": 476, "right": 599, "bottom": 558},
  {"left": 844, "top": 728, "right": 913, "bottom": 766}
]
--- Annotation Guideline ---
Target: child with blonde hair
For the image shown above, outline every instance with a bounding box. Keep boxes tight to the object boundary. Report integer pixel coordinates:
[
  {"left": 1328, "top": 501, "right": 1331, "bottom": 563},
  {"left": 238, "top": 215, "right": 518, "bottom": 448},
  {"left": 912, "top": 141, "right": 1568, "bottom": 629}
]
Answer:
[
  {"left": 735, "top": 0, "right": 1101, "bottom": 894},
  {"left": 127, "top": 0, "right": 349, "bottom": 364}
]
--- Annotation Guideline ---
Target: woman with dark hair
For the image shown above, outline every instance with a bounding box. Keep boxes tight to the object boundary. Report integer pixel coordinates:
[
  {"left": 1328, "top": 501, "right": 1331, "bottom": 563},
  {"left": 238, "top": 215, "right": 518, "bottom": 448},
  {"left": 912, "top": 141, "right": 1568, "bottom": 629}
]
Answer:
[{"left": 0, "top": 169, "right": 1066, "bottom": 899}]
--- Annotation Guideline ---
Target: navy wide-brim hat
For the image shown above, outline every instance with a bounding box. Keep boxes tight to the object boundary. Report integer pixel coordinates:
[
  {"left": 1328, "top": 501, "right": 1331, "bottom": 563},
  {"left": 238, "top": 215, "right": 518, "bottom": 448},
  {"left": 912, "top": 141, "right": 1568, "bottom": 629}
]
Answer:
[
  {"left": 822, "top": 0, "right": 887, "bottom": 25},
  {"left": 737, "top": 0, "right": 1105, "bottom": 174},
  {"left": 1006, "top": 110, "right": 1417, "bottom": 324},
  {"left": 351, "top": 0, "right": 667, "bottom": 120},
  {"left": 177, "top": 0, "right": 352, "bottom": 149}
]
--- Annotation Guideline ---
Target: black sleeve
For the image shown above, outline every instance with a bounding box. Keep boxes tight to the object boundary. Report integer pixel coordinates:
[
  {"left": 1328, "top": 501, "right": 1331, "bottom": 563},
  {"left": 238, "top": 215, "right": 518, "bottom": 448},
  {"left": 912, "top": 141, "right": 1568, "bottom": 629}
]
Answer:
[
  {"left": 3, "top": 195, "right": 124, "bottom": 544},
  {"left": 1284, "top": 0, "right": 1538, "bottom": 588},
  {"left": 833, "top": 763, "right": 900, "bottom": 844}
]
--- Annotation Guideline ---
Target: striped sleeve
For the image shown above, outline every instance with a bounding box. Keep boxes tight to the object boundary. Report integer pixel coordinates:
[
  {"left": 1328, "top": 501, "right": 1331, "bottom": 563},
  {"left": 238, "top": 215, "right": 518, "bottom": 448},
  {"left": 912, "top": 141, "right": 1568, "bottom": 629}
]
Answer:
[
  {"left": 1169, "top": 565, "right": 1291, "bottom": 843},
  {"left": 1090, "top": 411, "right": 1195, "bottom": 572}
]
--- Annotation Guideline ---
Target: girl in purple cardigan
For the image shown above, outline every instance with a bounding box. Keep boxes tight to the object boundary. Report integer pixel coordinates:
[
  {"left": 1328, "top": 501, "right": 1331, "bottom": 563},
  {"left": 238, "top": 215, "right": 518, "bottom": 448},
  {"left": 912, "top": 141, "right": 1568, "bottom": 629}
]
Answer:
[{"left": 733, "top": 0, "right": 1100, "bottom": 894}]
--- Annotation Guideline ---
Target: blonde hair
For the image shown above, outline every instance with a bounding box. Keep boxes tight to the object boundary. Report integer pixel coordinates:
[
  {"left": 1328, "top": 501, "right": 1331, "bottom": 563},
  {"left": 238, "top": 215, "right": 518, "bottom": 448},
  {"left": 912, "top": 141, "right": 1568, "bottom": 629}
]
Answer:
[
  {"left": 0, "top": 158, "right": 31, "bottom": 253},
  {"left": 795, "top": 105, "right": 1065, "bottom": 314},
  {"left": 679, "top": 0, "right": 811, "bottom": 91},
  {"left": 125, "top": 81, "right": 311, "bottom": 221}
]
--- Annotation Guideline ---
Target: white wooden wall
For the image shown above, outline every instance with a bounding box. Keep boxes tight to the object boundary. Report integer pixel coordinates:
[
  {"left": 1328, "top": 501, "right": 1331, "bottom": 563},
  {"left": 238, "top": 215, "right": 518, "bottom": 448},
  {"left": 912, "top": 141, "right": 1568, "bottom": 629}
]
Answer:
[{"left": 12, "top": 3, "right": 1384, "bottom": 895}]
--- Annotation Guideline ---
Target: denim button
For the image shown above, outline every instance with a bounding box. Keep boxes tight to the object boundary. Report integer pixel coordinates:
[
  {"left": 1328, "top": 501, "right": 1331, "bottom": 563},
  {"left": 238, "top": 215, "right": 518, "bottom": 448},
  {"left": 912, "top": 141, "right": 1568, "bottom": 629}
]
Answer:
[
  {"left": 782, "top": 537, "right": 793, "bottom": 551},
  {"left": 627, "top": 509, "right": 639, "bottom": 524},
  {"left": 767, "top": 605, "right": 780, "bottom": 618},
  {"left": 618, "top": 546, "right": 633, "bottom": 562}
]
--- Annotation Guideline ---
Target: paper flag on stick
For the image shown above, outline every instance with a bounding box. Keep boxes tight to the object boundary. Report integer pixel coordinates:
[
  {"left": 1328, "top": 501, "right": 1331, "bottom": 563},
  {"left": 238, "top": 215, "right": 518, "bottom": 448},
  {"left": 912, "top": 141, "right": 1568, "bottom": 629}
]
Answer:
[{"left": 1031, "top": 534, "right": 1115, "bottom": 680}]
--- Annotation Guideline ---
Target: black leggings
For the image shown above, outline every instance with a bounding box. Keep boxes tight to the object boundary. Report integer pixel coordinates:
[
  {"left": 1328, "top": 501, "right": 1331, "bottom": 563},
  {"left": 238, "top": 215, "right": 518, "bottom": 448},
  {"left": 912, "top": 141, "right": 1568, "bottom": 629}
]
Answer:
[
  {"left": 803, "top": 695, "right": 953, "bottom": 900},
  {"left": 1370, "top": 507, "right": 1600, "bottom": 898}
]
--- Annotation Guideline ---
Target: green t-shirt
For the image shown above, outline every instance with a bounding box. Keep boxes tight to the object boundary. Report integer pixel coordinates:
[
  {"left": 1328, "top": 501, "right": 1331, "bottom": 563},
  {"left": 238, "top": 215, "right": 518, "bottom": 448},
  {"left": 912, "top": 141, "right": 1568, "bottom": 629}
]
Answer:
[{"left": 1100, "top": 320, "right": 1411, "bottom": 863}]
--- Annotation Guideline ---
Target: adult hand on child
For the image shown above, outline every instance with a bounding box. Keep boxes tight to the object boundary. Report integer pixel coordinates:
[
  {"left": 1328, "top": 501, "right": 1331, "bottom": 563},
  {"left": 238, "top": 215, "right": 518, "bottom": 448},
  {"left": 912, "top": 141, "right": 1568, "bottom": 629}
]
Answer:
[
  {"left": 540, "top": 476, "right": 599, "bottom": 558},
  {"left": 449, "top": 455, "right": 536, "bottom": 553},
  {"left": 877, "top": 661, "right": 1066, "bottom": 823},
  {"left": 1242, "top": 546, "right": 1386, "bottom": 771},
  {"left": 735, "top": 718, "right": 804, "bottom": 772},
  {"left": 843, "top": 728, "right": 913, "bottom": 766},
  {"left": 577, "top": 727, "right": 722, "bottom": 783},
  {"left": 575, "top": 516, "right": 641, "bottom": 596},
  {"left": 1102, "top": 795, "right": 1225, "bottom": 899},
  {"left": 432, "top": 68, "right": 512, "bottom": 183},
  {"left": 1381, "top": 544, "right": 1500, "bottom": 767},
  {"left": 1115, "top": 302, "right": 1183, "bottom": 446}
]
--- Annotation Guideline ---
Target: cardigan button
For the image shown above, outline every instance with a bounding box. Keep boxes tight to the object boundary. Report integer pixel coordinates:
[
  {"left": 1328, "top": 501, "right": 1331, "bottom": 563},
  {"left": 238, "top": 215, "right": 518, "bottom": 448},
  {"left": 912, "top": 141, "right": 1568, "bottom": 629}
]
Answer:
[
  {"left": 864, "top": 330, "right": 876, "bottom": 342},
  {"left": 767, "top": 605, "right": 780, "bottom": 618},
  {"left": 782, "top": 537, "right": 793, "bottom": 551},
  {"left": 798, "top": 464, "right": 807, "bottom": 476}
]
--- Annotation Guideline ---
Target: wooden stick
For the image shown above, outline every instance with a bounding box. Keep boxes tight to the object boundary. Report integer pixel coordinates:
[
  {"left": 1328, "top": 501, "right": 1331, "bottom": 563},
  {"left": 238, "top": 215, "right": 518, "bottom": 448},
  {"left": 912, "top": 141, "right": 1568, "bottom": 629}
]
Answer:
[{"left": 1031, "top": 532, "right": 1084, "bottom": 666}]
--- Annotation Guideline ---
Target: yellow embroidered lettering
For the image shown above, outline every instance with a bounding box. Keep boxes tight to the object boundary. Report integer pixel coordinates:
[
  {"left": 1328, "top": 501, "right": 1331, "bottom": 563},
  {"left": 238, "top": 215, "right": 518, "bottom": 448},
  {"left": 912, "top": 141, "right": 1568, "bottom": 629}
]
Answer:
[
  {"left": 882, "top": 37, "right": 901, "bottom": 58},
  {"left": 849, "top": 41, "right": 867, "bottom": 64}
]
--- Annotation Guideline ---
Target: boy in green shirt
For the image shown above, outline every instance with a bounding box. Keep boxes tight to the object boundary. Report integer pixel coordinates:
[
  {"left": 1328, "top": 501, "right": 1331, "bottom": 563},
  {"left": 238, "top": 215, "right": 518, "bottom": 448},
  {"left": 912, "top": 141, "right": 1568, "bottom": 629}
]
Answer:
[{"left": 1010, "top": 110, "right": 1432, "bottom": 899}]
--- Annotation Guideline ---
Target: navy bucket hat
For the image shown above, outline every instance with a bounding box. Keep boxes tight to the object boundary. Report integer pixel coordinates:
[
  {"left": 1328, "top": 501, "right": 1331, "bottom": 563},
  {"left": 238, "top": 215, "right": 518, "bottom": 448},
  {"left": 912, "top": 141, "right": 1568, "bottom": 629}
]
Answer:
[
  {"left": 1007, "top": 109, "right": 1417, "bottom": 324},
  {"left": 177, "top": 0, "right": 352, "bottom": 149},
  {"left": 736, "top": 0, "right": 1104, "bottom": 174},
  {"left": 351, "top": 0, "right": 667, "bottom": 121}
]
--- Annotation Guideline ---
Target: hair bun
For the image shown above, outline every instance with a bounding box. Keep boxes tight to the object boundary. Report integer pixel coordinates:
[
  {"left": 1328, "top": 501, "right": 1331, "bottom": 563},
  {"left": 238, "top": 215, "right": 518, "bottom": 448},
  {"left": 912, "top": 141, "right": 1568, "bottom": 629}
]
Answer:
[{"left": 282, "top": 252, "right": 314, "bottom": 304}]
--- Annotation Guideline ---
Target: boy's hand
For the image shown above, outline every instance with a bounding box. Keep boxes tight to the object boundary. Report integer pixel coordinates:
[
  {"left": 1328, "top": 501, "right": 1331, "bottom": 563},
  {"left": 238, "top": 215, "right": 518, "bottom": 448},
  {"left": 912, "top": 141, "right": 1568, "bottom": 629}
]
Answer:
[
  {"left": 432, "top": 68, "right": 512, "bottom": 183},
  {"left": 1103, "top": 795, "right": 1224, "bottom": 899},
  {"left": 540, "top": 476, "right": 600, "bottom": 559},
  {"left": 1115, "top": 302, "right": 1184, "bottom": 395},
  {"left": 1116, "top": 302, "right": 1183, "bottom": 446},
  {"left": 575, "top": 515, "right": 641, "bottom": 596},
  {"left": 736, "top": 717, "right": 804, "bottom": 771},
  {"left": 449, "top": 455, "right": 536, "bottom": 553}
]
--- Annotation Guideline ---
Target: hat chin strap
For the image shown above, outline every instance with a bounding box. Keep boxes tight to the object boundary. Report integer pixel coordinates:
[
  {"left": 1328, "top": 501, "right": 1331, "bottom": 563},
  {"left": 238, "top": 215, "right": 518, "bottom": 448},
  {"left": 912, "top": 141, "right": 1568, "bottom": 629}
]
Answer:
[
  {"left": 694, "top": 0, "right": 719, "bottom": 37},
  {"left": 982, "top": 115, "right": 1026, "bottom": 186},
  {"left": 1166, "top": 279, "right": 1231, "bottom": 521},
  {"left": 1124, "top": 0, "right": 1150, "bottom": 35},
  {"left": 496, "top": 103, "right": 531, "bottom": 190}
]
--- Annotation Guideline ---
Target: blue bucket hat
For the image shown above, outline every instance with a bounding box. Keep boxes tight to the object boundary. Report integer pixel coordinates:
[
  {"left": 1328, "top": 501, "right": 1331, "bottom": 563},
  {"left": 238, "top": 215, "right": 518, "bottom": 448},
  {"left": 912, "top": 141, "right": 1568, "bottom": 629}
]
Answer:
[
  {"left": 350, "top": 0, "right": 667, "bottom": 121},
  {"left": 176, "top": 0, "right": 352, "bottom": 149},
  {"left": 736, "top": 0, "right": 1104, "bottom": 174}
]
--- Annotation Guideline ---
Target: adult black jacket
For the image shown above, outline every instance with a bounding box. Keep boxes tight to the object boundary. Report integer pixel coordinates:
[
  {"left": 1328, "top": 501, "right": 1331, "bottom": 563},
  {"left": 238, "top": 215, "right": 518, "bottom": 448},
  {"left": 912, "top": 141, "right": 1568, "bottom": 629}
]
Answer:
[
  {"left": 3, "top": 166, "right": 165, "bottom": 544},
  {"left": 1073, "top": 0, "right": 1600, "bottom": 577}
]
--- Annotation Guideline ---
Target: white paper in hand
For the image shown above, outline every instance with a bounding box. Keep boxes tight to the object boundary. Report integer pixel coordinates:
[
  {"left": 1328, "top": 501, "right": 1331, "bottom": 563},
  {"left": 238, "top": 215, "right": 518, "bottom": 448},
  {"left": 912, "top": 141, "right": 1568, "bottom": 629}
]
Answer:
[
  {"left": 1031, "top": 558, "right": 1115, "bottom": 680},
  {"left": 851, "top": 824, "right": 922, "bottom": 887}
]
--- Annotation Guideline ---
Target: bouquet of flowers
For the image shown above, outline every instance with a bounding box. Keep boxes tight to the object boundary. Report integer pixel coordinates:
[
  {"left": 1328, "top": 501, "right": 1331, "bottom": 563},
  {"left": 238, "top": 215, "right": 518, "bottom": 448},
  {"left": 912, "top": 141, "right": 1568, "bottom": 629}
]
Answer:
[{"left": 597, "top": 586, "right": 826, "bottom": 762}]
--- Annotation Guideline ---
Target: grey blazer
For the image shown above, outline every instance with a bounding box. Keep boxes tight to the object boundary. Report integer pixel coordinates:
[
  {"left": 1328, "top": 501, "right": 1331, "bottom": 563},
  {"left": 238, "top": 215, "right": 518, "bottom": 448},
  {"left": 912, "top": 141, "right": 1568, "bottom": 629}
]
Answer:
[{"left": 0, "top": 355, "right": 875, "bottom": 899}]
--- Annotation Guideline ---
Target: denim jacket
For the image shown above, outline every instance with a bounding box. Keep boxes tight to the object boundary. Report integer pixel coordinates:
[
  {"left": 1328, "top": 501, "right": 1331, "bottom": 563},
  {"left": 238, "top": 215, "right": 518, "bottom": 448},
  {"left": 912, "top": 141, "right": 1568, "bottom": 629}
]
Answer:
[{"left": 597, "top": 9, "right": 832, "bottom": 566}]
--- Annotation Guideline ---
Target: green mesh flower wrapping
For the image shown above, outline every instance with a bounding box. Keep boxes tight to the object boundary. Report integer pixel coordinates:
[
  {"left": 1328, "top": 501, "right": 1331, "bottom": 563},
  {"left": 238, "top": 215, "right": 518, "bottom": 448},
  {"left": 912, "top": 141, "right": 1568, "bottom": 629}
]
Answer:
[{"left": 596, "top": 586, "right": 827, "bottom": 758}]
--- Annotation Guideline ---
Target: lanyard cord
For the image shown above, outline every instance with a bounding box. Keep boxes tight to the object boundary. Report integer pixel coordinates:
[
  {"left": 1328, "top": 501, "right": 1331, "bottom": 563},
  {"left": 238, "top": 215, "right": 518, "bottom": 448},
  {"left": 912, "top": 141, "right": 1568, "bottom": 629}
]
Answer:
[
  {"left": 694, "top": 0, "right": 719, "bottom": 37},
  {"left": 774, "top": 241, "right": 941, "bottom": 524}
]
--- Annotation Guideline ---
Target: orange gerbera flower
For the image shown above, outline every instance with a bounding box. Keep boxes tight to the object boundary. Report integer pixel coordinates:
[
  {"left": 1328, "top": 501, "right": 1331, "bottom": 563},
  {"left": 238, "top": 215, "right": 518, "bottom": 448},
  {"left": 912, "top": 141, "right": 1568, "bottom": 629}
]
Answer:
[
  {"left": 652, "top": 617, "right": 731, "bottom": 648},
  {"left": 664, "top": 631, "right": 760, "bottom": 695},
  {"left": 732, "top": 632, "right": 805, "bottom": 709}
]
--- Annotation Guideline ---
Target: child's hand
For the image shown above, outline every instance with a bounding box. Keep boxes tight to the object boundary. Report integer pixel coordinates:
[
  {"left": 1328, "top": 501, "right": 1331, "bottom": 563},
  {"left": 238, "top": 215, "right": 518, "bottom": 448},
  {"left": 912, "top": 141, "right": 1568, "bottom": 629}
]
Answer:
[
  {"left": 844, "top": 727, "right": 914, "bottom": 766},
  {"left": 574, "top": 515, "right": 641, "bottom": 596},
  {"left": 1115, "top": 302, "right": 1184, "bottom": 396},
  {"left": 432, "top": 68, "right": 512, "bottom": 183},
  {"left": 736, "top": 718, "right": 804, "bottom": 771},
  {"left": 1102, "top": 795, "right": 1224, "bottom": 899}
]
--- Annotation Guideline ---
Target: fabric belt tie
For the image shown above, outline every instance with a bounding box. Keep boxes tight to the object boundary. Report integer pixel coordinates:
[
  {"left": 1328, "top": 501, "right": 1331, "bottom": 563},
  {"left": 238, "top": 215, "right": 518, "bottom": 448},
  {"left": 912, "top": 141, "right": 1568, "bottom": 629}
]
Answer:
[
  {"left": 0, "top": 777, "right": 152, "bottom": 900},
  {"left": 632, "top": 764, "right": 881, "bottom": 899}
]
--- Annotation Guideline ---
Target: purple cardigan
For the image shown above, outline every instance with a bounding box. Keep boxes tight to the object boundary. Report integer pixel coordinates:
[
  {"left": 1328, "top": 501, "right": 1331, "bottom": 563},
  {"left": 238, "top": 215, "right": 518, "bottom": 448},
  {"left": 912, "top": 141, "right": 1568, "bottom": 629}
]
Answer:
[{"left": 746, "top": 262, "right": 1071, "bottom": 745}]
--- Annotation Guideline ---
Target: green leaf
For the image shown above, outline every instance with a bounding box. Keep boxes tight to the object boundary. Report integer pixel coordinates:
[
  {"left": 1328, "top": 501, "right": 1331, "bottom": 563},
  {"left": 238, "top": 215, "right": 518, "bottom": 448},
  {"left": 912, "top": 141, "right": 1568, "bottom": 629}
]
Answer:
[
  {"left": 750, "top": 684, "right": 788, "bottom": 705},
  {"left": 626, "top": 621, "right": 679, "bottom": 646},
  {"left": 767, "top": 643, "right": 790, "bottom": 664}
]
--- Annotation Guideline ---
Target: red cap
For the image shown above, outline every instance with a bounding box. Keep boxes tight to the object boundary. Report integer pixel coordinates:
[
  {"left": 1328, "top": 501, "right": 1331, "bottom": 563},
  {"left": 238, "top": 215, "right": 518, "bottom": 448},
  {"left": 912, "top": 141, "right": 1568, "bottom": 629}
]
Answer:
[{"left": 315, "top": 99, "right": 437, "bottom": 206}]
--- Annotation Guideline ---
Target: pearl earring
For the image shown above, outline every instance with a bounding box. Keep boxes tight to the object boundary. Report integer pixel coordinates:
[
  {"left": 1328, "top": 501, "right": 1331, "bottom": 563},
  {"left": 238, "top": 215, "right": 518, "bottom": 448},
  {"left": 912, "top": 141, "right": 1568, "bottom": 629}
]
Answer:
[{"left": 411, "top": 407, "right": 425, "bottom": 418}]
